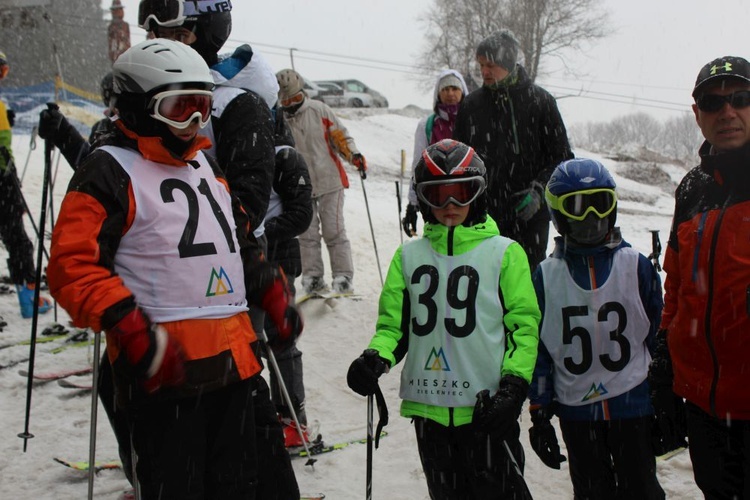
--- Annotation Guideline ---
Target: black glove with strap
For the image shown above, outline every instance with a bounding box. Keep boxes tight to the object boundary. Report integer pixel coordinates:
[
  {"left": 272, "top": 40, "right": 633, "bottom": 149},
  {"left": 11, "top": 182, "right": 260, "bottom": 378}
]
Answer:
[
  {"left": 38, "top": 104, "right": 67, "bottom": 142},
  {"left": 529, "top": 406, "right": 566, "bottom": 469},
  {"left": 347, "top": 348, "right": 389, "bottom": 396},
  {"left": 402, "top": 203, "right": 419, "bottom": 237},
  {"left": 473, "top": 375, "right": 529, "bottom": 438},
  {"left": 649, "top": 329, "right": 688, "bottom": 456}
]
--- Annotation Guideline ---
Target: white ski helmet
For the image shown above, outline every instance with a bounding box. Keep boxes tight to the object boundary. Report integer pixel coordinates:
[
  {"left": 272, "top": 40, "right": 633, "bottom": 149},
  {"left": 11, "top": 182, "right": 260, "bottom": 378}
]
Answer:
[
  {"left": 112, "top": 38, "right": 214, "bottom": 136},
  {"left": 276, "top": 68, "right": 305, "bottom": 100}
]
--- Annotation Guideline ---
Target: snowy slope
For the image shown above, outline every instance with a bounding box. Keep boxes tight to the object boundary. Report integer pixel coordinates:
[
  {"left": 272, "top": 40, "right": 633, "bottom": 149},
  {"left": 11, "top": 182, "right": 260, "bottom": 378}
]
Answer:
[{"left": 0, "top": 110, "right": 701, "bottom": 499}]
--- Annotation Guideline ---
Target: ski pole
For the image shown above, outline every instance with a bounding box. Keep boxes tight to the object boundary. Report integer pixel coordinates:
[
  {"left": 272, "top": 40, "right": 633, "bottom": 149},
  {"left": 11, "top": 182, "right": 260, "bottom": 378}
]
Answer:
[
  {"left": 360, "top": 171, "right": 383, "bottom": 286},
  {"left": 18, "top": 124, "right": 55, "bottom": 452},
  {"left": 395, "top": 181, "right": 403, "bottom": 244},
  {"left": 257, "top": 329, "right": 317, "bottom": 467},
  {"left": 503, "top": 440, "right": 533, "bottom": 500},
  {"left": 19, "top": 126, "right": 37, "bottom": 186},
  {"left": 87, "top": 331, "right": 102, "bottom": 500},
  {"left": 366, "top": 394, "right": 374, "bottom": 500}
]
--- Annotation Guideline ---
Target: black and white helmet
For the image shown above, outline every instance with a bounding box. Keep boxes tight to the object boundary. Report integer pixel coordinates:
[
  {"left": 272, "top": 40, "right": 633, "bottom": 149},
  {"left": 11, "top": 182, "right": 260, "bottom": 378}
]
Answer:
[
  {"left": 112, "top": 38, "right": 213, "bottom": 136},
  {"left": 138, "top": 0, "right": 232, "bottom": 66}
]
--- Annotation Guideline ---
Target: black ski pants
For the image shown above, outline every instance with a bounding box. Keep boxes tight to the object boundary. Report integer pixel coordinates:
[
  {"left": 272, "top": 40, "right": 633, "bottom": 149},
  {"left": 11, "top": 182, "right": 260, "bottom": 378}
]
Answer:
[
  {"left": 560, "top": 416, "right": 664, "bottom": 500},
  {"left": 0, "top": 168, "right": 36, "bottom": 284},
  {"left": 686, "top": 401, "right": 750, "bottom": 500},
  {"left": 129, "top": 378, "right": 258, "bottom": 500},
  {"left": 413, "top": 416, "right": 527, "bottom": 500}
]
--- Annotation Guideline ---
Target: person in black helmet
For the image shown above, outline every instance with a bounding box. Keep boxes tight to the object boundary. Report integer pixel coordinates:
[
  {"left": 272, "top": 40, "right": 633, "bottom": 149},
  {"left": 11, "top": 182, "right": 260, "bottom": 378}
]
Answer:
[{"left": 138, "top": 0, "right": 275, "bottom": 232}]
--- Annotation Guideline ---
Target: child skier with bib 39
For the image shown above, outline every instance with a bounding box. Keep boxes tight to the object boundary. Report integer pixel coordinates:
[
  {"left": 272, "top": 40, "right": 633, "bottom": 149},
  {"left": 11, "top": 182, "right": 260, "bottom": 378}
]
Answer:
[
  {"left": 528, "top": 158, "right": 665, "bottom": 499},
  {"left": 347, "top": 139, "right": 540, "bottom": 499}
]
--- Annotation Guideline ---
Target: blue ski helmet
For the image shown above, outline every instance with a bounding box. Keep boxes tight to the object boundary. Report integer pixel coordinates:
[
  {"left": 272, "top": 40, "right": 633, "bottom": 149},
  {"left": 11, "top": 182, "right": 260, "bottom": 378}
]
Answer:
[{"left": 546, "top": 158, "right": 617, "bottom": 241}]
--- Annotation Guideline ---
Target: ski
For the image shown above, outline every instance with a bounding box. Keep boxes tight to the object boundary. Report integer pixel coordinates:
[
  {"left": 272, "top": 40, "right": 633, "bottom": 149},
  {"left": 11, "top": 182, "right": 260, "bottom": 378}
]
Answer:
[
  {"left": 0, "top": 325, "right": 70, "bottom": 351},
  {"left": 297, "top": 291, "right": 362, "bottom": 305},
  {"left": 53, "top": 457, "right": 122, "bottom": 472},
  {"left": 57, "top": 379, "right": 93, "bottom": 391},
  {"left": 290, "top": 431, "right": 388, "bottom": 459},
  {"left": 18, "top": 366, "right": 92, "bottom": 381}
]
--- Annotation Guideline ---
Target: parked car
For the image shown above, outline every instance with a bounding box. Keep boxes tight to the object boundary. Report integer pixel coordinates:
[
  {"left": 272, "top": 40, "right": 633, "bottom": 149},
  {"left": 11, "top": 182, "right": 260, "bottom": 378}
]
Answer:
[
  {"left": 316, "top": 79, "right": 389, "bottom": 108},
  {"left": 312, "top": 81, "right": 346, "bottom": 108}
]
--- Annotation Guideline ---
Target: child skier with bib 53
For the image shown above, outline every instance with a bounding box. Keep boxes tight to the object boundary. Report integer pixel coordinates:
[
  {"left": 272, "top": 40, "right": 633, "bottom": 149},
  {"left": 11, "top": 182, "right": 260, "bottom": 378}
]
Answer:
[
  {"left": 347, "top": 139, "right": 540, "bottom": 499},
  {"left": 528, "top": 158, "right": 665, "bottom": 498}
]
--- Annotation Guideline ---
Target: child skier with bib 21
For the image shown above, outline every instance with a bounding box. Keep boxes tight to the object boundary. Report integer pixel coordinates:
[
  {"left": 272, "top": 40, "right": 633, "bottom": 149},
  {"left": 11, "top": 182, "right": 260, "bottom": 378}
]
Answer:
[{"left": 347, "top": 139, "right": 540, "bottom": 499}]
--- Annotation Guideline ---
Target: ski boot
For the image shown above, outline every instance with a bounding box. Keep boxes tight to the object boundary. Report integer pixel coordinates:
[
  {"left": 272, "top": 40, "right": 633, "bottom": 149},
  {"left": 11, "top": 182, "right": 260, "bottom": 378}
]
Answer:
[{"left": 16, "top": 282, "right": 53, "bottom": 319}]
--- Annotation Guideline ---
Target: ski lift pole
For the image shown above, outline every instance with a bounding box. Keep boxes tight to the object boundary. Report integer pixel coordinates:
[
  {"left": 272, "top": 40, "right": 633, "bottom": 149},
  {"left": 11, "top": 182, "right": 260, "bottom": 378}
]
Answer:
[
  {"left": 395, "top": 181, "right": 403, "bottom": 244},
  {"left": 18, "top": 120, "right": 55, "bottom": 451},
  {"left": 360, "top": 170, "right": 383, "bottom": 286}
]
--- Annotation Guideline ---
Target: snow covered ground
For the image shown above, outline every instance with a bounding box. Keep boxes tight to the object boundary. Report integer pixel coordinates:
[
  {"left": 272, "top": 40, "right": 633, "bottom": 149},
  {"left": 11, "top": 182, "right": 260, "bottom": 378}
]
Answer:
[{"left": 0, "top": 108, "right": 702, "bottom": 499}]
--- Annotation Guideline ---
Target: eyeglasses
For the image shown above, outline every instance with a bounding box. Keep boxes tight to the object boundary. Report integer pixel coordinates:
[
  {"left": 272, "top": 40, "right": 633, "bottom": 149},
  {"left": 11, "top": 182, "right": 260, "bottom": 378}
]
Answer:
[
  {"left": 138, "top": 0, "right": 185, "bottom": 30},
  {"left": 280, "top": 92, "right": 304, "bottom": 108},
  {"left": 547, "top": 188, "right": 617, "bottom": 221},
  {"left": 416, "top": 177, "right": 486, "bottom": 209},
  {"left": 149, "top": 90, "right": 213, "bottom": 129},
  {"left": 696, "top": 90, "right": 750, "bottom": 113}
]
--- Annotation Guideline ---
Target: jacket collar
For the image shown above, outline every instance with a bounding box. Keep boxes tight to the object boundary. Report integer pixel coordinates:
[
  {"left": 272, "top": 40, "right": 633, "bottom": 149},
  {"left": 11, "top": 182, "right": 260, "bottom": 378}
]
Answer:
[
  {"left": 114, "top": 119, "right": 212, "bottom": 167},
  {"left": 699, "top": 140, "right": 750, "bottom": 187}
]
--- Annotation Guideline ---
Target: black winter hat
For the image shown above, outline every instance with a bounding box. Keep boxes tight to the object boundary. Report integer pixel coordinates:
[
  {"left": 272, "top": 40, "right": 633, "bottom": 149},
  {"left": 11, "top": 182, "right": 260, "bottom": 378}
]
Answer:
[
  {"left": 476, "top": 29, "right": 520, "bottom": 71},
  {"left": 692, "top": 56, "right": 750, "bottom": 98}
]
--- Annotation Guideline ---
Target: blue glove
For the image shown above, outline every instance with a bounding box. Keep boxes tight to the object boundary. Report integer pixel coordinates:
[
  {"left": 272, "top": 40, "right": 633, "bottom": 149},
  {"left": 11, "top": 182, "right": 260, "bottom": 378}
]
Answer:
[{"left": 512, "top": 181, "right": 545, "bottom": 222}]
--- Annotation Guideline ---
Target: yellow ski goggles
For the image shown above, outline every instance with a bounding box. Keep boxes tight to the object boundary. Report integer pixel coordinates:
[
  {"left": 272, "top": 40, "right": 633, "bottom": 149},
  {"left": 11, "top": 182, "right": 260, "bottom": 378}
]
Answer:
[{"left": 546, "top": 188, "right": 617, "bottom": 221}]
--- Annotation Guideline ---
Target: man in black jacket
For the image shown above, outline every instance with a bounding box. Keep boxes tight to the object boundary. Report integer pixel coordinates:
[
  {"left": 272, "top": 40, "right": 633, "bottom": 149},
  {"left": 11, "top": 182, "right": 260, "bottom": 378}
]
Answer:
[{"left": 454, "top": 29, "right": 573, "bottom": 271}]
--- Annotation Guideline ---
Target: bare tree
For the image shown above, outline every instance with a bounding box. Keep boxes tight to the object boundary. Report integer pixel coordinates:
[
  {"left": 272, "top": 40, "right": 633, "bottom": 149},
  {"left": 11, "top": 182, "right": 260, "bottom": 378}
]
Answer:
[{"left": 418, "top": 0, "right": 609, "bottom": 86}]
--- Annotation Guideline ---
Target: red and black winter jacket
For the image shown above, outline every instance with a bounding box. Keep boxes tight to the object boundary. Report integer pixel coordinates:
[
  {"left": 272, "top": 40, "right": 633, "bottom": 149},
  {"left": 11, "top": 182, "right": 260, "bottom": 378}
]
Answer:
[
  {"left": 47, "top": 125, "right": 281, "bottom": 406},
  {"left": 662, "top": 140, "right": 750, "bottom": 419}
]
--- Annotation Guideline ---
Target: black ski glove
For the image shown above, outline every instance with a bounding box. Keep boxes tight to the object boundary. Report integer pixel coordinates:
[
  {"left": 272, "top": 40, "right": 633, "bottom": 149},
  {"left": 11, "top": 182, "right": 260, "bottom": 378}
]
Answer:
[
  {"left": 648, "top": 329, "right": 688, "bottom": 456},
  {"left": 473, "top": 375, "right": 529, "bottom": 438},
  {"left": 529, "top": 406, "right": 566, "bottom": 469},
  {"left": 7, "top": 108, "right": 15, "bottom": 128},
  {"left": 402, "top": 203, "right": 419, "bottom": 237},
  {"left": 38, "top": 105, "right": 67, "bottom": 142},
  {"left": 347, "top": 348, "right": 389, "bottom": 396}
]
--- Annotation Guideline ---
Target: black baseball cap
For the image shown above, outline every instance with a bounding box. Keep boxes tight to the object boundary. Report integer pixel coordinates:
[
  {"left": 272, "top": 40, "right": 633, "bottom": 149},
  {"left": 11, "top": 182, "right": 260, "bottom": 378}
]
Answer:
[{"left": 692, "top": 56, "right": 750, "bottom": 98}]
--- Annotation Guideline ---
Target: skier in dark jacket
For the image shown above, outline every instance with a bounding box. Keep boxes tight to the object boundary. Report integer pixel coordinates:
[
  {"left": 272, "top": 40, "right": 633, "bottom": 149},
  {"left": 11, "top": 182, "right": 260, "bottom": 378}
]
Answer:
[
  {"left": 453, "top": 29, "right": 573, "bottom": 271},
  {"left": 264, "top": 111, "right": 314, "bottom": 446}
]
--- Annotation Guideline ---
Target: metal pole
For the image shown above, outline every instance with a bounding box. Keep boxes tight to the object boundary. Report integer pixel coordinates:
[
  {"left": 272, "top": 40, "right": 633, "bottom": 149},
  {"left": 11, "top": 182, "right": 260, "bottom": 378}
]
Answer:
[
  {"left": 19, "top": 126, "right": 37, "bottom": 186},
  {"left": 87, "top": 331, "right": 102, "bottom": 499},
  {"left": 366, "top": 394, "right": 374, "bottom": 500},
  {"left": 257, "top": 329, "right": 316, "bottom": 467}
]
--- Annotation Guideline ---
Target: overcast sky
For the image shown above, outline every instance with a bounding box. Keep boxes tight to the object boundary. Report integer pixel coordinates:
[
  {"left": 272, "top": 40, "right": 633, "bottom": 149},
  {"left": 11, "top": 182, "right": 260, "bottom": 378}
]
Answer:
[{"left": 118, "top": 0, "right": 749, "bottom": 126}]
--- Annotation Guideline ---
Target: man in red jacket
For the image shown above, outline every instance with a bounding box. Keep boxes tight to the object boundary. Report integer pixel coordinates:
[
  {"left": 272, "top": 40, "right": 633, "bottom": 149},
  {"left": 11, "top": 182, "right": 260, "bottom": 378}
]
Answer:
[{"left": 654, "top": 55, "right": 750, "bottom": 498}]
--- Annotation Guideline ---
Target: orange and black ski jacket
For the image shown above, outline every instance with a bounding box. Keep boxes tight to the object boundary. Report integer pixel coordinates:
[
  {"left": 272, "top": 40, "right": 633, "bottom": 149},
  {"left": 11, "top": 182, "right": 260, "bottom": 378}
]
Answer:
[
  {"left": 47, "top": 127, "right": 279, "bottom": 403},
  {"left": 662, "top": 140, "right": 750, "bottom": 419}
]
